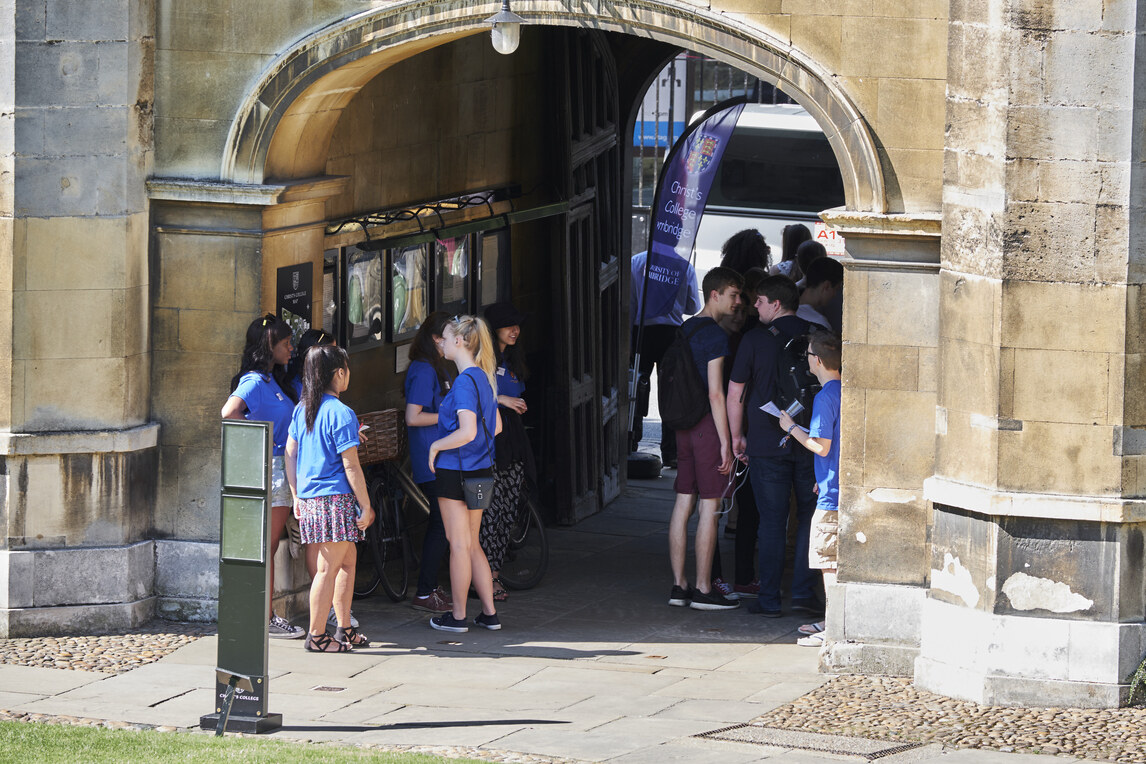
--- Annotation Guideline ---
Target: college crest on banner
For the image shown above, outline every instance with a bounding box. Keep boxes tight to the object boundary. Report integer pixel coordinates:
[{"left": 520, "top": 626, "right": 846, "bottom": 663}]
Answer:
[{"left": 638, "top": 98, "right": 745, "bottom": 321}]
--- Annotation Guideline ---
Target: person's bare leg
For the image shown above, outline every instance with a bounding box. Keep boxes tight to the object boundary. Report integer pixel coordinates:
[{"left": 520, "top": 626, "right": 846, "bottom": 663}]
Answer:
[
  {"left": 268, "top": 505, "right": 291, "bottom": 617},
  {"left": 693, "top": 497, "right": 720, "bottom": 594},
  {"left": 439, "top": 497, "right": 473, "bottom": 621},
  {"left": 306, "top": 542, "right": 319, "bottom": 579},
  {"left": 308, "top": 542, "right": 350, "bottom": 636},
  {"left": 468, "top": 509, "right": 496, "bottom": 615},
  {"left": 332, "top": 542, "right": 356, "bottom": 627},
  {"left": 668, "top": 493, "right": 696, "bottom": 589}
]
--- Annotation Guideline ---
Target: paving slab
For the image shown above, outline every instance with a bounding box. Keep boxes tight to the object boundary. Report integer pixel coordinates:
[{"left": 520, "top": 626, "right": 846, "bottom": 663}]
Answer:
[{"left": 0, "top": 664, "right": 112, "bottom": 695}]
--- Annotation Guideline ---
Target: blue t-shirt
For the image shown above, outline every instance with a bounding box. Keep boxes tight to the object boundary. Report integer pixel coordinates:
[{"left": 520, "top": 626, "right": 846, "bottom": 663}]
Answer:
[
  {"left": 436, "top": 367, "right": 497, "bottom": 471},
  {"left": 729, "top": 315, "right": 815, "bottom": 458},
  {"left": 682, "top": 316, "right": 729, "bottom": 393},
  {"left": 405, "top": 359, "right": 446, "bottom": 484},
  {"left": 232, "top": 372, "right": 294, "bottom": 455},
  {"left": 809, "top": 379, "right": 841, "bottom": 511},
  {"left": 287, "top": 395, "right": 360, "bottom": 498},
  {"left": 495, "top": 362, "right": 525, "bottom": 398}
]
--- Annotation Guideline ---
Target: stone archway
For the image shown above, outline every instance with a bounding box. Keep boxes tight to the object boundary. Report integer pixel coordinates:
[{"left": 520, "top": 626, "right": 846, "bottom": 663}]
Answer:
[{"left": 222, "top": 0, "right": 886, "bottom": 216}]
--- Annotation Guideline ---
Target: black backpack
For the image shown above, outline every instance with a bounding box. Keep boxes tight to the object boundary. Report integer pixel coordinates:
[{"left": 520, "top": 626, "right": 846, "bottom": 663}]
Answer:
[
  {"left": 770, "top": 322, "right": 820, "bottom": 429},
  {"left": 657, "top": 320, "right": 712, "bottom": 431}
]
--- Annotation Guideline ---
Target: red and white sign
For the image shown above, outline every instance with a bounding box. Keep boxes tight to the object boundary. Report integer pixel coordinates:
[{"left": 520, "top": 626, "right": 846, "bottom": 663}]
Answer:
[{"left": 813, "top": 222, "right": 846, "bottom": 256}]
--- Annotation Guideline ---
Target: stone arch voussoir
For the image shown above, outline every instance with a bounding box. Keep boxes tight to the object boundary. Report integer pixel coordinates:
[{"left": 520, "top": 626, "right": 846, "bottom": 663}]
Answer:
[{"left": 223, "top": 0, "right": 886, "bottom": 214}]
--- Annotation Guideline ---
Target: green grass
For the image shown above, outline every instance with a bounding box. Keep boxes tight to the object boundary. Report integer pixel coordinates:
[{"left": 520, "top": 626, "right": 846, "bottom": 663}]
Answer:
[{"left": 0, "top": 720, "right": 486, "bottom": 763}]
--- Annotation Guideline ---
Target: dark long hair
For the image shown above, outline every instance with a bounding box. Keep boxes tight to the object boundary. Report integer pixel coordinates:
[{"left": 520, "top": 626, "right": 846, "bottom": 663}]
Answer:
[
  {"left": 496, "top": 336, "right": 529, "bottom": 384},
  {"left": 408, "top": 311, "right": 452, "bottom": 390},
  {"left": 780, "top": 223, "right": 812, "bottom": 264},
  {"left": 286, "top": 328, "right": 335, "bottom": 390},
  {"left": 301, "top": 345, "right": 350, "bottom": 431},
  {"left": 720, "top": 229, "right": 770, "bottom": 274},
  {"left": 231, "top": 313, "right": 297, "bottom": 403}
]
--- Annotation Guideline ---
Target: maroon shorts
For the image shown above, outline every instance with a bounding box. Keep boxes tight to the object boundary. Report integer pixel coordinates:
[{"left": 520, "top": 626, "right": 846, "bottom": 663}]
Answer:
[{"left": 673, "top": 412, "right": 729, "bottom": 500}]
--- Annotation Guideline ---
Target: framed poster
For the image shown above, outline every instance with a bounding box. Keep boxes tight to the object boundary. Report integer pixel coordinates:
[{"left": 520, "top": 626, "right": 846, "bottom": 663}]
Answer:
[
  {"left": 434, "top": 235, "right": 471, "bottom": 317},
  {"left": 390, "top": 243, "right": 428, "bottom": 342},
  {"left": 345, "top": 247, "right": 384, "bottom": 349},
  {"left": 276, "top": 262, "right": 313, "bottom": 345}
]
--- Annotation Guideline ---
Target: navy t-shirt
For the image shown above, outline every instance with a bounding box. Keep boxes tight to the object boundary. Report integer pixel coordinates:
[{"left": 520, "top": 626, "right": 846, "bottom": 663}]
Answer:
[
  {"left": 682, "top": 316, "right": 729, "bottom": 393},
  {"left": 729, "top": 314, "right": 814, "bottom": 458},
  {"left": 232, "top": 372, "right": 294, "bottom": 455},
  {"left": 404, "top": 359, "right": 446, "bottom": 484},
  {"left": 436, "top": 367, "right": 498, "bottom": 471}
]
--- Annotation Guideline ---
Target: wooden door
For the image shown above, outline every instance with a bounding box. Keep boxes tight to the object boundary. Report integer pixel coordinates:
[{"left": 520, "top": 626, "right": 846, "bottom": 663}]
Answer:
[{"left": 553, "top": 30, "right": 623, "bottom": 524}]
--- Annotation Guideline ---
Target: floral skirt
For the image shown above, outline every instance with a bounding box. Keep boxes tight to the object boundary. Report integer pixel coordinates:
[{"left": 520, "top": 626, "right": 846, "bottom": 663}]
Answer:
[{"left": 298, "top": 493, "right": 364, "bottom": 544}]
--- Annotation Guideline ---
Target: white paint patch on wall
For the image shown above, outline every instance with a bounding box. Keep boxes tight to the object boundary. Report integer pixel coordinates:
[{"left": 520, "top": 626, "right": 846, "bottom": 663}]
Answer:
[
  {"left": 1001, "top": 572, "right": 1093, "bottom": 613},
  {"left": 868, "top": 489, "right": 916, "bottom": 503},
  {"left": 855, "top": 532, "right": 867, "bottom": 543},
  {"left": 986, "top": 575, "right": 996, "bottom": 591},
  {"left": 931, "top": 552, "right": 980, "bottom": 608}
]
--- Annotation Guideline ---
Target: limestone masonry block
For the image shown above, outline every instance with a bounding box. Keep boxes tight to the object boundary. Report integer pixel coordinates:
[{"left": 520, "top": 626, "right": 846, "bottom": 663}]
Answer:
[
  {"left": 936, "top": 408, "right": 999, "bottom": 487},
  {"left": 1000, "top": 280, "right": 1124, "bottom": 353},
  {"left": 865, "top": 270, "right": 939, "bottom": 348},
  {"left": 841, "top": 493, "right": 930, "bottom": 587},
  {"left": 46, "top": 0, "right": 133, "bottom": 42},
  {"left": 14, "top": 288, "right": 126, "bottom": 361},
  {"left": 32, "top": 541, "right": 154, "bottom": 607},
  {"left": 1007, "top": 105, "right": 1098, "bottom": 163},
  {"left": 863, "top": 389, "right": 937, "bottom": 489},
  {"left": 938, "top": 337, "right": 1000, "bottom": 413},
  {"left": 24, "top": 216, "right": 134, "bottom": 292},
  {"left": 998, "top": 421, "right": 1121, "bottom": 495},
  {"left": 1010, "top": 348, "right": 1110, "bottom": 424},
  {"left": 23, "top": 356, "right": 138, "bottom": 431},
  {"left": 841, "top": 16, "right": 946, "bottom": 79},
  {"left": 1001, "top": 201, "right": 1096, "bottom": 283},
  {"left": 842, "top": 343, "right": 920, "bottom": 391},
  {"left": 1044, "top": 31, "right": 1133, "bottom": 110}
]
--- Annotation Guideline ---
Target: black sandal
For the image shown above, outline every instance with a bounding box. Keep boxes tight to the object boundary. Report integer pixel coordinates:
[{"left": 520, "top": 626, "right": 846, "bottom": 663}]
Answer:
[
  {"left": 336, "top": 626, "right": 369, "bottom": 647},
  {"left": 305, "top": 632, "right": 350, "bottom": 653}
]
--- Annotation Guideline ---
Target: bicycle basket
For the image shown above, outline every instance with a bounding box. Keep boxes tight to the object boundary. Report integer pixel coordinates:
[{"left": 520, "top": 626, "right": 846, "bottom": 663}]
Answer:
[{"left": 357, "top": 409, "right": 407, "bottom": 465}]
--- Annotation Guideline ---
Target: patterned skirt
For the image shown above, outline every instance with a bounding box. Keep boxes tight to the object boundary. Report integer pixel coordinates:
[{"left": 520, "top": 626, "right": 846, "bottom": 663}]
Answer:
[{"left": 297, "top": 493, "right": 364, "bottom": 544}]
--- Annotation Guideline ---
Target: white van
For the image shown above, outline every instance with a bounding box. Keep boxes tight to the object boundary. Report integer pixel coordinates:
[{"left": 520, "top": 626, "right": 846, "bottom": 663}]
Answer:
[{"left": 691, "top": 104, "right": 846, "bottom": 283}]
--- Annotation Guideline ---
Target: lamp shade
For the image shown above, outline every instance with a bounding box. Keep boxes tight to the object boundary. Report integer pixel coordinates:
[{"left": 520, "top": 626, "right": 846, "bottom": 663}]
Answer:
[{"left": 487, "top": 1, "right": 525, "bottom": 55}]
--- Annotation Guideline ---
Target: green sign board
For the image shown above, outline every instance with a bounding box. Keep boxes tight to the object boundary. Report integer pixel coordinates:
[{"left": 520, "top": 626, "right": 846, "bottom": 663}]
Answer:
[
  {"left": 222, "top": 421, "right": 269, "bottom": 491},
  {"left": 220, "top": 494, "right": 267, "bottom": 563}
]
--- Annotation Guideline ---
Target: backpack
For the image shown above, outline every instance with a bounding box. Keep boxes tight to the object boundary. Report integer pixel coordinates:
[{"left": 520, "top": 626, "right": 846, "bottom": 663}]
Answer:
[
  {"left": 770, "top": 321, "right": 820, "bottom": 429},
  {"left": 657, "top": 320, "right": 712, "bottom": 431}
]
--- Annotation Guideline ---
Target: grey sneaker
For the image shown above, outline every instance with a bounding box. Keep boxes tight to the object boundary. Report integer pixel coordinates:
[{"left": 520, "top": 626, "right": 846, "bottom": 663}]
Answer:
[
  {"left": 269, "top": 614, "right": 305, "bottom": 639},
  {"left": 327, "top": 607, "right": 359, "bottom": 628}
]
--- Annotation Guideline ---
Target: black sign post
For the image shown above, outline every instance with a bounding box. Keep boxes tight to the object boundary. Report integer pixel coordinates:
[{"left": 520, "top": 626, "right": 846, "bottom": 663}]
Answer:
[
  {"left": 200, "top": 420, "right": 283, "bottom": 734},
  {"left": 277, "top": 262, "right": 313, "bottom": 343}
]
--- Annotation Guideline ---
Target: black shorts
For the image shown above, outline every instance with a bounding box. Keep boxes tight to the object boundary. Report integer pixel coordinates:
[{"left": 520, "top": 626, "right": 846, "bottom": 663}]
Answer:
[{"left": 435, "top": 467, "right": 494, "bottom": 507}]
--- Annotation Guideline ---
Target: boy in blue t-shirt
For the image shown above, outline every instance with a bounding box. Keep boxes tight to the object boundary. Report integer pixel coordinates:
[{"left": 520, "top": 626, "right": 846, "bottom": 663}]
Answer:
[{"left": 778, "top": 329, "right": 841, "bottom": 647}]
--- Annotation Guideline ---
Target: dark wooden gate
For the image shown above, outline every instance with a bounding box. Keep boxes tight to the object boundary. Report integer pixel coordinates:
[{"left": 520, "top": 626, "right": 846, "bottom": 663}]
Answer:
[{"left": 553, "top": 30, "right": 623, "bottom": 524}]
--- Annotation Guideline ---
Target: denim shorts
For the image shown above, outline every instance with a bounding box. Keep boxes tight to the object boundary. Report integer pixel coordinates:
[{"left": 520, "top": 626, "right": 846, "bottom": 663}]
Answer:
[{"left": 270, "top": 455, "right": 293, "bottom": 508}]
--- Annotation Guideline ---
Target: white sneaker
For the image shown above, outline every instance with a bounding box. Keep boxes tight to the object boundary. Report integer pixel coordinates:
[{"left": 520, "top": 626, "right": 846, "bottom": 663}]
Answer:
[
  {"left": 328, "top": 607, "right": 359, "bottom": 629},
  {"left": 797, "top": 632, "right": 825, "bottom": 647}
]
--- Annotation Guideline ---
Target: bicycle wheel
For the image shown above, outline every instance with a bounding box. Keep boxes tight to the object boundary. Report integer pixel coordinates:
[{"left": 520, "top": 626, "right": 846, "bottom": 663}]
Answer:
[
  {"left": 374, "top": 478, "right": 411, "bottom": 602},
  {"left": 499, "top": 495, "right": 549, "bottom": 590},
  {"left": 353, "top": 520, "right": 383, "bottom": 598}
]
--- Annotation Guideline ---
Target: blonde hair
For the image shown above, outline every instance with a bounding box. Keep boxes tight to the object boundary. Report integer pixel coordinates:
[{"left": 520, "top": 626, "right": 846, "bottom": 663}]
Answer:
[{"left": 449, "top": 315, "right": 498, "bottom": 393}]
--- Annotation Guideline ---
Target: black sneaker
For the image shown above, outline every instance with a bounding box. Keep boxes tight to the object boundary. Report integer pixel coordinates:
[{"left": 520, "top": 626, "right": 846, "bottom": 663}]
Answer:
[
  {"left": 474, "top": 612, "right": 502, "bottom": 631},
  {"left": 668, "top": 585, "right": 692, "bottom": 607},
  {"left": 745, "top": 600, "right": 783, "bottom": 618},
  {"left": 689, "top": 589, "right": 740, "bottom": 611},
  {"left": 430, "top": 613, "right": 469, "bottom": 633}
]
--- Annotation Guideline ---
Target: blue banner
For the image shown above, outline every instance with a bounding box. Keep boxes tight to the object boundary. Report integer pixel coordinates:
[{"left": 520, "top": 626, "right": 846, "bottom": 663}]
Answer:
[{"left": 641, "top": 99, "right": 745, "bottom": 320}]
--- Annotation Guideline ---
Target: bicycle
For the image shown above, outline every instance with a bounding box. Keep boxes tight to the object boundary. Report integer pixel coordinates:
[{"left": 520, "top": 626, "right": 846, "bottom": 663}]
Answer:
[
  {"left": 498, "top": 493, "right": 549, "bottom": 590},
  {"left": 353, "top": 457, "right": 431, "bottom": 602}
]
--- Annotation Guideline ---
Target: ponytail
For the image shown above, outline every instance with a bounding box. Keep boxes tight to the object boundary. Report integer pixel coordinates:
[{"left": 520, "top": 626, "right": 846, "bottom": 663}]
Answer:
[
  {"left": 301, "top": 345, "right": 349, "bottom": 431},
  {"left": 450, "top": 315, "right": 498, "bottom": 395}
]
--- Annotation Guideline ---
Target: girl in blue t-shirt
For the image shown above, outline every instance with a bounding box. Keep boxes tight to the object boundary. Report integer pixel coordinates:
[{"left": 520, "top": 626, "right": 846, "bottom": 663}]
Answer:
[
  {"left": 220, "top": 314, "right": 304, "bottom": 640},
  {"left": 285, "top": 345, "right": 375, "bottom": 653},
  {"left": 404, "top": 311, "right": 454, "bottom": 614},
  {"left": 426, "top": 315, "right": 503, "bottom": 633},
  {"left": 480, "top": 302, "right": 535, "bottom": 602}
]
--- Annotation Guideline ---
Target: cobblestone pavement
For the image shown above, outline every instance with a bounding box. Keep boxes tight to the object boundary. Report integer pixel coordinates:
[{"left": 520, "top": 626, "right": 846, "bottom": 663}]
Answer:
[
  {"left": 0, "top": 709, "right": 583, "bottom": 763},
  {"left": 0, "top": 620, "right": 216, "bottom": 674},
  {"left": 754, "top": 675, "right": 1142, "bottom": 763}
]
